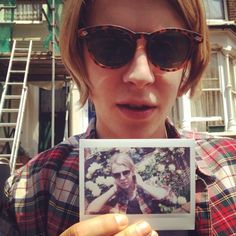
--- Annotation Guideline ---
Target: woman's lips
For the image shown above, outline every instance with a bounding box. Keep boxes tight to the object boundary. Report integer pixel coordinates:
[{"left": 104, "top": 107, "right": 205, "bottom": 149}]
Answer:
[
  {"left": 120, "top": 181, "right": 129, "bottom": 188},
  {"left": 117, "top": 103, "right": 156, "bottom": 120}
]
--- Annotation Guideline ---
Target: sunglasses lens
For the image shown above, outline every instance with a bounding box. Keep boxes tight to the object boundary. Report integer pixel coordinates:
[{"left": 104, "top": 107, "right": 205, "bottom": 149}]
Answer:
[
  {"left": 149, "top": 31, "right": 191, "bottom": 70},
  {"left": 123, "top": 170, "right": 131, "bottom": 176},
  {"left": 113, "top": 173, "right": 120, "bottom": 179},
  {"left": 113, "top": 170, "right": 131, "bottom": 179},
  {"left": 86, "top": 28, "right": 135, "bottom": 68},
  {"left": 80, "top": 26, "right": 199, "bottom": 70}
]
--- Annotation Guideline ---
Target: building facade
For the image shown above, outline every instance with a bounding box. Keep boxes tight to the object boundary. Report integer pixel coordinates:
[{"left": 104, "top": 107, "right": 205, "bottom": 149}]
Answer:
[
  {"left": 171, "top": 0, "right": 236, "bottom": 137},
  {"left": 0, "top": 0, "right": 236, "bottom": 163},
  {"left": 0, "top": 0, "right": 73, "bottom": 159}
]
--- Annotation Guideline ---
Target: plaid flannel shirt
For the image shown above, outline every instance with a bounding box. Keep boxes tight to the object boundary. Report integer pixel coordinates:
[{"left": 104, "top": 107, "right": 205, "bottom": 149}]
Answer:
[
  {"left": 98, "top": 186, "right": 160, "bottom": 214},
  {"left": 0, "top": 118, "right": 236, "bottom": 236}
]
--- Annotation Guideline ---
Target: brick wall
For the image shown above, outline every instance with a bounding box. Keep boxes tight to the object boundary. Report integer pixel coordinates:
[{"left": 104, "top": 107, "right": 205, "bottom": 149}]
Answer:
[{"left": 227, "top": 0, "right": 236, "bottom": 21}]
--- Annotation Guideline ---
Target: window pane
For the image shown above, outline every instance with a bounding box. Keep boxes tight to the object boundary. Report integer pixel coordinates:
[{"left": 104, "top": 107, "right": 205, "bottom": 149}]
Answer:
[
  {"left": 203, "top": 53, "right": 220, "bottom": 89},
  {"left": 205, "top": 53, "right": 219, "bottom": 78},
  {"left": 15, "top": 4, "right": 42, "bottom": 21},
  {"left": 0, "top": 4, "right": 4, "bottom": 21},
  {"left": 203, "top": 0, "right": 225, "bottom": 19},
  {"left": 0, "top": 5, "right": 14, "bottom": 22},
  {"left": 191, "top": 52, "right": 224, "bottom": 132}
]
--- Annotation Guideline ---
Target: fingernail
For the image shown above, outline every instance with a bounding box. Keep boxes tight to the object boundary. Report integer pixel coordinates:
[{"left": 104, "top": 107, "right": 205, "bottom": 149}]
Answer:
[
  {"left": 150, "top": 231, "right": 159, "bottom": 236},
  {"left": 136, "top": 221, "right": 151, "bottom": 235},
  {"left": 114, "top": 214, "right": 128, "bottom": 227}
]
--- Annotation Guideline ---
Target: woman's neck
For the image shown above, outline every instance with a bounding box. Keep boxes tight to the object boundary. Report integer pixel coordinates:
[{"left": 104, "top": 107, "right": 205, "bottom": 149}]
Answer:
[
  {"left": 96, "top": 121, "right": 168, "bottom": 139},
  {"left": 126, "top": 184, "right": 136, "bottom": 200}
]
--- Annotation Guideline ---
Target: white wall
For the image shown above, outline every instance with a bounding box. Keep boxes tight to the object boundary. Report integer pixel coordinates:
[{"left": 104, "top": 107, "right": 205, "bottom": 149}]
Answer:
[
  {"left": 21, "top": 84, "right": 39, "bottom": 157},
  {"left": 12, "top": 21, "right": 49, "bottom": 52},
  {"left": 69, "top": 84, "right": 89, "bottom": 136}
]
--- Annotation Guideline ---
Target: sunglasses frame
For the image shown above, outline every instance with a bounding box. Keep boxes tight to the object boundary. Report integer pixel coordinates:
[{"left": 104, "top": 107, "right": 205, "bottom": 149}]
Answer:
[
  {"left": 112, "top": 170, "right": 131, "bottom": 179},
  {"left": 78, "top": 24, "right": 203, "bottom": 72}
]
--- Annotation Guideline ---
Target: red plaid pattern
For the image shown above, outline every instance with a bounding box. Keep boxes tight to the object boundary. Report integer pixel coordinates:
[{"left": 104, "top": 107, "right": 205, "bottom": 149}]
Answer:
[
  {"left": 182, "top": 130, "right": 236, "bottom": 235},
  {"left": 0, "top": 119, "right": 236, "bottom": 236}
]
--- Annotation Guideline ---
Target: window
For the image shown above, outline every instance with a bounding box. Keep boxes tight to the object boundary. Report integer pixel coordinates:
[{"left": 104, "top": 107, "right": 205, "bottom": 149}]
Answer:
[
  {"left": 191, "top": 53, "right": 224, "bottom": 132},
  {"left": 15, "top": 3, "right": 42, "bottom": 21},
  {"left": 0, "top": 4, "right": 14, "bottom": 22},
  {"left": 203, "top": 0, "right": 226, "bottom": 20}
]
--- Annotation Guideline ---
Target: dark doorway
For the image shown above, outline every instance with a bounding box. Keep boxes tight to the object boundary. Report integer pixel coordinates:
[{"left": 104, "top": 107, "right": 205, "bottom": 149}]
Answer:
[{"left": 38, "top": 87, "right": 66, "bottom": 152}]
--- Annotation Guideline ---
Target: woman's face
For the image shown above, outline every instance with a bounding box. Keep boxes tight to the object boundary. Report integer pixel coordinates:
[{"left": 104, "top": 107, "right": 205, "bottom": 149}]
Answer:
[
  {"left": 112, "top": 164, "right": 134, "bottom": 190},
  {"left": 83, "top": 0, "right": 187, "bottom": 138}
]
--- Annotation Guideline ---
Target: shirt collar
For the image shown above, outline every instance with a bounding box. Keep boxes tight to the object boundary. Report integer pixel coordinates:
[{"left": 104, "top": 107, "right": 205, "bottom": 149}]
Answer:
[
  {"left": 69, "top": 117, "right": 214, "bottom": 178},
  {"left": 83, "top": 117, "right": 97, "bottom": 139},
  {"left": 165, "top": 118, "right": 215, "bottom": 178},
  {"left": 82, "top": 117, "right": 182, "bottom": 139}
]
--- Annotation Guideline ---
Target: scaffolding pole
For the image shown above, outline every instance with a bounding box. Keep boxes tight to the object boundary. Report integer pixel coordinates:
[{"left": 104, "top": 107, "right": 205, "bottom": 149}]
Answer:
[{"left": 51, "top": 0, "right": 55, "bottom": 147}]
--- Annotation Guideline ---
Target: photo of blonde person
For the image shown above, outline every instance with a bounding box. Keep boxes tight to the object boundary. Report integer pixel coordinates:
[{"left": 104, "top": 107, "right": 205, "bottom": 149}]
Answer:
[{"left": 84, "top": 148, "right": 191, "bottom": 215}]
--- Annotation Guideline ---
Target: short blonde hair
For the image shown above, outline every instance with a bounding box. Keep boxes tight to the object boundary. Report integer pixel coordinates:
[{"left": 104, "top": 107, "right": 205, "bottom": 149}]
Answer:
[
  {"left": 110, "top": 152, "right": 135, "bottom": 173},
  {"left": 60, "top": 0, "right": 210, "bottom": 105}
]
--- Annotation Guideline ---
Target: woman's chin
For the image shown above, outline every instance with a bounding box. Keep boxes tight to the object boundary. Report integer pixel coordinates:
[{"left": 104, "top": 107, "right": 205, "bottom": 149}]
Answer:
[{"left": 119, "top": 184, "right": 130, "bottom": 190}]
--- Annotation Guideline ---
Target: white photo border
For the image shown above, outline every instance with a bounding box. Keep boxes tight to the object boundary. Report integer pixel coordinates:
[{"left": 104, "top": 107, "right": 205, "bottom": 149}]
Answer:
[{"left": 79, "top": 139, "right": 195, "bottom": 231}]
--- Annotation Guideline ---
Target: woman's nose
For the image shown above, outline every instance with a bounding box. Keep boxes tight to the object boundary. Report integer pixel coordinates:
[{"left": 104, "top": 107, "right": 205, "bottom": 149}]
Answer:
[
  {"left": 122, "top": 39, "right": 155, "bottom": 89},
  {"left": 120, "top": 173, "right": 126, "bottom": 180}
]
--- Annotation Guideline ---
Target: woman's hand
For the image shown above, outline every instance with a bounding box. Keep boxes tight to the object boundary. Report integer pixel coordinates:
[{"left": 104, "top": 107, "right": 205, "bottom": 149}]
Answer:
[
  {"left": 85, "top": 185, "right": 118, "bottom": 214},
  {"left": 110, "top": 184, "right": 118, "bottom": 195},
  {"left": 60, "top": 214, "right": 158, "bottom": 236}
]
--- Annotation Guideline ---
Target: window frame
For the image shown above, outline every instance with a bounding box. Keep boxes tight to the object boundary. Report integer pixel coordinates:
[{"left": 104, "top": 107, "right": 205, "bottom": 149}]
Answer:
[
  {"left": 190, "top": 51, "right": 225, "bottom": 132},
  {"left": 14, "top": 3, "right": 43, "bottom": 24},
  {"left": 229, "top": 57, "right": 236, "bottom": 120},
  {"left": 204, "top": 0, "right": 229, "bottom": 22}
]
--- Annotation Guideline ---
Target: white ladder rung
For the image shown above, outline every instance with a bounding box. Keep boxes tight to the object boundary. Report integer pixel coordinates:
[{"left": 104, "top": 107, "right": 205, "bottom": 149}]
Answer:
[
  {"left": 0, "top": 138, "right": 14, "bottom": 142},
  {"left": 0, "top": 123, "right": 17, "bottom": 127},
  {"left": 14, "top": 48, "right": 29, "bottom": 51},
  {"left": 7, "top": 82, "right": 24, "bottom": 85},
  {"left": 2, "top": 108, "right": 19, "bottom": 112},
  {"left": 0, "top": 154, "right": 11, "bottom": 158},
  {"left": 10, "top": 70, "right": 26, "bottom": 73},
  {"left": 12, "top": 58, "right": 27, "bottom": 62},
  {"left": 5, "top": 95, "right": 21, "bottom": 99}
]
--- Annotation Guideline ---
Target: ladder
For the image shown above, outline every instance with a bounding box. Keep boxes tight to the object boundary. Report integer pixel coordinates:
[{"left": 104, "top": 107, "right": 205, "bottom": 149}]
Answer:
[{"left": 0, "top": 40, "right": 32, "bottom": 174}]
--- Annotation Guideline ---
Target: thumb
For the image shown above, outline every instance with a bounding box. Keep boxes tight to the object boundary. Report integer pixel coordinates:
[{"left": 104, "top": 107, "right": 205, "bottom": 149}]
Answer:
[{"left": 60, "top": 214, "right": 128, "bottom": 236}]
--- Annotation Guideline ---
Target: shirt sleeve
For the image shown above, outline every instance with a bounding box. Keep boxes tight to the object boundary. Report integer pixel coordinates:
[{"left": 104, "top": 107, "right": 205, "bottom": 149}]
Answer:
[
  {"left": 195, "top": 137, "right": 236, "bottom": 235},
  {"left": 0, "top": 177, "right": 20, "bottom": 235},
  {"left": 0, "top": 129, "right": 88, "bottom": 236}
]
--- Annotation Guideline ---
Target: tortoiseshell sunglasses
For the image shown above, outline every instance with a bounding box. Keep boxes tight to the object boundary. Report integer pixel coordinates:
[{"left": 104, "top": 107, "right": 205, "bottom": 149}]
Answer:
[{"left": 78, "top": 25, "right": 203, "bottom": 72}]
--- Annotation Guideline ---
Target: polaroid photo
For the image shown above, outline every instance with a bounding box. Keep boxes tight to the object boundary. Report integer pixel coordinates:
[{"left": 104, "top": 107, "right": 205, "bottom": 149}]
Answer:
[{"left": 79, "top": 139, "right": 195, "bottom": 231}]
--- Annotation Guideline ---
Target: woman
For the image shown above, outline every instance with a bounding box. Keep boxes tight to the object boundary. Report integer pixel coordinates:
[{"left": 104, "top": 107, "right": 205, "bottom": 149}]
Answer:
[
  {"left": 86, "top": 152, "right": 177, "bottom": 215},
  {"left": 0, "top": 0, "right": 236, "bottom": 236}
]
